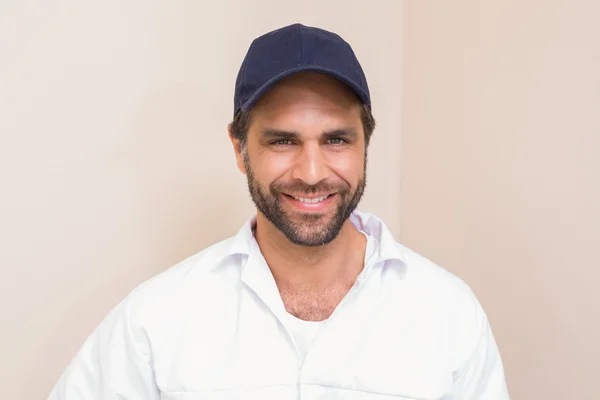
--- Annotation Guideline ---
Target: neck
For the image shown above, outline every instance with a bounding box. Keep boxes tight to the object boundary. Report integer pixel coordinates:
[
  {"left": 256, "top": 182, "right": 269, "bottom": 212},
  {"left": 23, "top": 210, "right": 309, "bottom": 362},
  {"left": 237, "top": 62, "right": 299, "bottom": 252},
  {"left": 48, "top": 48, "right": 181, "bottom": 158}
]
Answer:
[{"left": 254, "top": 213, "right": 367, "bottom": 291}]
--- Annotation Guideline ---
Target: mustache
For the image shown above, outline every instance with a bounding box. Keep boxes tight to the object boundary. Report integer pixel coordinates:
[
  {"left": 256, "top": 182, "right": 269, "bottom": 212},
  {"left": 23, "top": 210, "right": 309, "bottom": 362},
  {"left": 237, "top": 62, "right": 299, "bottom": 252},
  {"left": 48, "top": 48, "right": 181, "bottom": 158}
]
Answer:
[{"left": 270, "top": 181, "right": 346, "bottom": 195}]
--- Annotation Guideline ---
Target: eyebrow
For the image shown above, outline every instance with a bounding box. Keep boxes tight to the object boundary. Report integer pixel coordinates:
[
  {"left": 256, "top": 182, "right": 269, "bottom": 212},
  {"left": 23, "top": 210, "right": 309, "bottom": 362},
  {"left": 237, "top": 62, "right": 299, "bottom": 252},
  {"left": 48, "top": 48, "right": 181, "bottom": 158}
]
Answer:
[
  {"left": 260, "top": 127, "right": 359, "bottom": 141},
  {"left": 322, "top": 128, "right": 359, "bottom": 141},
  {"left": 260, "top": 129, "right": 299, "bottom": 140}
]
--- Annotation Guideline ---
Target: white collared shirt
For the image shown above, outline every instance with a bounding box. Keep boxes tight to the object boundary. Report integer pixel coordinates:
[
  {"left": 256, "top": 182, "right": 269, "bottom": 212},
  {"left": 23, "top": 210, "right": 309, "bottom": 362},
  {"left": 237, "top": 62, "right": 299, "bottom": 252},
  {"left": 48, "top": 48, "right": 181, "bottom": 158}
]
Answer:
[{"left": 49, "top": 211, "right": 510, "bottom": 399}]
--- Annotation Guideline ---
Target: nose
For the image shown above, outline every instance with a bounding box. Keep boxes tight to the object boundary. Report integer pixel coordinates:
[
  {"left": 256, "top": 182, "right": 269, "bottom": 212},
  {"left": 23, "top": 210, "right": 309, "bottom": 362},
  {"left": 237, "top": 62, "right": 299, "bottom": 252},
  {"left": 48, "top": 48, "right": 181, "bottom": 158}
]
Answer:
[{"left": 291, "top": 142, "right": 329, "bottom": 185}]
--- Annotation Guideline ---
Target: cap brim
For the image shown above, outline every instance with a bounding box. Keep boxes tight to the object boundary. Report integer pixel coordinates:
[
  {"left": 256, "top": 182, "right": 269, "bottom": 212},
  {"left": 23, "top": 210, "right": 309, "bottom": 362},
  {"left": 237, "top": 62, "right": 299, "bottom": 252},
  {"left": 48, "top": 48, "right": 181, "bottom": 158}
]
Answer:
[{"left": 239, "top": 65, "right": 371, "bottom": 113}]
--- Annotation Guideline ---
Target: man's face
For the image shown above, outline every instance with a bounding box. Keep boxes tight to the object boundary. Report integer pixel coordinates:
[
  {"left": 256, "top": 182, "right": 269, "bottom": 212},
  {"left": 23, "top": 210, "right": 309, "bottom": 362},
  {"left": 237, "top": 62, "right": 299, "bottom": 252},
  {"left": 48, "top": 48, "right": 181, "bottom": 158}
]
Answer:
[{"left": 233, "top": 72, "right": 367, "bottom": 246}]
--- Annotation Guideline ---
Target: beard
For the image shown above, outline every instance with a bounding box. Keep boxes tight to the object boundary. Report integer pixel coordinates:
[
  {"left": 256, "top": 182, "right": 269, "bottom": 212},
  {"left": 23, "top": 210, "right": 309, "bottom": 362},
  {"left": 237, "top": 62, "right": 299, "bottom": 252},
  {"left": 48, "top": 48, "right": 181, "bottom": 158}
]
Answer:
[{"left": 243, "top": 153, "right": 366, "bottom": 247}]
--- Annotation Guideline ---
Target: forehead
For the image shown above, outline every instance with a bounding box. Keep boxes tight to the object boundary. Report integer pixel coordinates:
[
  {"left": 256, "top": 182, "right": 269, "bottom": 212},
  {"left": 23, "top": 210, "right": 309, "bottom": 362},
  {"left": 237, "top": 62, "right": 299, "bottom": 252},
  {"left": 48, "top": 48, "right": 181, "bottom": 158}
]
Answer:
[{"left": 250, "top": 72, "right": 363, "bottom": 130}]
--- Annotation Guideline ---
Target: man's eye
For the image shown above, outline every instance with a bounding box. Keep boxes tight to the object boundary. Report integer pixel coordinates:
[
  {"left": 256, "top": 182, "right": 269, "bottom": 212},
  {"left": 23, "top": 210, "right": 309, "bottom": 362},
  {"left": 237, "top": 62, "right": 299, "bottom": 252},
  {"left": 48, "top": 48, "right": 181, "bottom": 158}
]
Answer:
[
  {"left": 271, "top": 139, "right": 292, "bottom": 146},
  {"left": 328, "top": 138, "right": 346, "bottom": 145}
]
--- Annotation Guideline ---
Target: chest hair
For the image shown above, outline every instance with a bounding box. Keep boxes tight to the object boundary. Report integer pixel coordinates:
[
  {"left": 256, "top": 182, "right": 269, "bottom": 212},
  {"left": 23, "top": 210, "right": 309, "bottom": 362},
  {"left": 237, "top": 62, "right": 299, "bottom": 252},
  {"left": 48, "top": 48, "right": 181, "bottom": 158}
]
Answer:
[{"left": 279, "top": 283, "right": 352, "bottom": 321}]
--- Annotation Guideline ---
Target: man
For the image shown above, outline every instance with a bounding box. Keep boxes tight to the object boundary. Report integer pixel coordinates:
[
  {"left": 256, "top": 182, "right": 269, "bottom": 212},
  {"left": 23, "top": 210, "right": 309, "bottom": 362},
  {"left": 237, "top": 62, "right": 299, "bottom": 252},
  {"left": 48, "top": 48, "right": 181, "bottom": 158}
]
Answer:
[{"left": 49, "top": 23, "right": 510, "bottom": 399}]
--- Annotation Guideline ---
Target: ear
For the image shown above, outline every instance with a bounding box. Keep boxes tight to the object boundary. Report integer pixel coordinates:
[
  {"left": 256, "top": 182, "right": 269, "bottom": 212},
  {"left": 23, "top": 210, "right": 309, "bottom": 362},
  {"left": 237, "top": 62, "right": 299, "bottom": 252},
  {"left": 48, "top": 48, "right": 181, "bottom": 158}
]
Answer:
[{"left": 228, "top": 124, "right": 247, "bottom": 175}]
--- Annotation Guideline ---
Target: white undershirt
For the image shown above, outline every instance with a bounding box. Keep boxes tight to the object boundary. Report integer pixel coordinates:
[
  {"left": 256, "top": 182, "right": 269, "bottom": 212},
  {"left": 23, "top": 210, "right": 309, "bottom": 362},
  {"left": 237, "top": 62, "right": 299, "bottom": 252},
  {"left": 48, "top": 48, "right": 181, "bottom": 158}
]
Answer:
[
  {"left": 286, "top": 231, "right": 376, "bottom": 361},
  {"left": 287, "top": 315, "right": 326, "bottom": 361}
]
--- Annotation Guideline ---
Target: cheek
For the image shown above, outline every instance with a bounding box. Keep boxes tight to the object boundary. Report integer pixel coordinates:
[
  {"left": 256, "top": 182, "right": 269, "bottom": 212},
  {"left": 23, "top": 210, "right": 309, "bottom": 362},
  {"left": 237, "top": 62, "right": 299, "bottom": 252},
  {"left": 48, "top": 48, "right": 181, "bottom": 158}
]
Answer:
[
  {"left": 328, "top": 151, "right": 365, "bottom": 183},
  {"left": 252, "top": 151, "right": 294, "bottom": 182}
]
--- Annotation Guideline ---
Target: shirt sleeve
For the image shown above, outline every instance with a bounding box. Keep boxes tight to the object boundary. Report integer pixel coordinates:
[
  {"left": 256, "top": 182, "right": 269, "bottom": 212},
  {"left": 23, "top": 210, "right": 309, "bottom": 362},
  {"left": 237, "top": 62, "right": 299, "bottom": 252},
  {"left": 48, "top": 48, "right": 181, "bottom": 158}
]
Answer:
[
  {"left": 451, "top": 304, "right": 511, "bottom": 399},
  {"left": 47, "top": 293, "right": 160, "bottom": 400}
]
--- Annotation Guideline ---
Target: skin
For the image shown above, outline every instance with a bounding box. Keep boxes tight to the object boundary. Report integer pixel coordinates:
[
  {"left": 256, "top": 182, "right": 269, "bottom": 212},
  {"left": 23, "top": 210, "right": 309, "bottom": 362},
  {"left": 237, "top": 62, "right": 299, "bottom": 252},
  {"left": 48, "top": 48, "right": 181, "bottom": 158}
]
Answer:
[{"left": 229, "top": 72, "right": 369, "bottom": 321}]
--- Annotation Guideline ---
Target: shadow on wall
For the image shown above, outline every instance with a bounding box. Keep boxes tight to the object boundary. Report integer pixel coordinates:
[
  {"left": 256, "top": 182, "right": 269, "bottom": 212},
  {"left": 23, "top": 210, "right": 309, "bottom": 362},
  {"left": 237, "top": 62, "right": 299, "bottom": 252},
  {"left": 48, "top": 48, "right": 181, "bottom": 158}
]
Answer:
[{"left": 26, "top": 85, "right": 252, "bottom": 399}]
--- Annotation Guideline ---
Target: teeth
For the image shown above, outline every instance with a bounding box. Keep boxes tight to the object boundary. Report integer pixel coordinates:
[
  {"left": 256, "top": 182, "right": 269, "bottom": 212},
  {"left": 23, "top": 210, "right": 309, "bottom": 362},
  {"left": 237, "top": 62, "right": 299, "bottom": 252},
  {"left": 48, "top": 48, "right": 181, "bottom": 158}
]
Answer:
[{"left": 293, "top": 195, "right": 329, "bottom": 203}]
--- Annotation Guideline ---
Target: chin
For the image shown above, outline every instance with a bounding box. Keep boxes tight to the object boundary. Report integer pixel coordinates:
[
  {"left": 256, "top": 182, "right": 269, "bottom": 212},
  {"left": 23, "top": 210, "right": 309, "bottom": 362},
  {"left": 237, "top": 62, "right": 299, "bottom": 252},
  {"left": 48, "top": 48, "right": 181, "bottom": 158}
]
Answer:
[{"left": 287, "top": 225, "right": 342, "bottom": 247}]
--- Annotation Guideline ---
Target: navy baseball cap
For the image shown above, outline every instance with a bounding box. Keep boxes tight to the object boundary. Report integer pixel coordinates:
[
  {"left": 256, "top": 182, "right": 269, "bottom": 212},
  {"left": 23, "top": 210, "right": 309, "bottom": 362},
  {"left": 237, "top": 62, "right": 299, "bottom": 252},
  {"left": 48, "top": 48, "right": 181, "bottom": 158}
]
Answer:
[{"left": 233, "top": 23, "right": 371, "bottom": 116}]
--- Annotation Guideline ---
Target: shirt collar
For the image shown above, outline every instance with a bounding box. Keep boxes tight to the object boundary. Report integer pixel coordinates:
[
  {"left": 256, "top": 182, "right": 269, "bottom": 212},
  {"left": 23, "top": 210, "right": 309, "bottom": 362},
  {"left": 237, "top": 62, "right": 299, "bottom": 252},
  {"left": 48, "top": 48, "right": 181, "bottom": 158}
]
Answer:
[{"left": 225, "top": 210, "right": 407, "bottom": 269}]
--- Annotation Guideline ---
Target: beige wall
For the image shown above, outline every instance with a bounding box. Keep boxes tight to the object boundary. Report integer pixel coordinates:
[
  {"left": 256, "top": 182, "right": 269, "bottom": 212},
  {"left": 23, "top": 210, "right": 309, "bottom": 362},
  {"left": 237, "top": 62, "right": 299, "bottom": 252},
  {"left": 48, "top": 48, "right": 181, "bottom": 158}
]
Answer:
[
  {"left": 401, "top": 1, "right": 599, "bottom": 399},
  {"left": 0, "top": 1, "right": 402, "bottom": 399}
]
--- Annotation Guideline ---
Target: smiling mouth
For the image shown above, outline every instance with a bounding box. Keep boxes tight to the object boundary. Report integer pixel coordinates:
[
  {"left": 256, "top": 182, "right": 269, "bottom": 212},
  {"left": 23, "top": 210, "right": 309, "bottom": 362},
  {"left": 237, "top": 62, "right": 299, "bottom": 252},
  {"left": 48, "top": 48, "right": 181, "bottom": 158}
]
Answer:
[
  {"left": 283, "top": 193, "right": 335, "bottom": 204},
  {"left": 291, "top": 194, "right": 331, "bottom": 203}
]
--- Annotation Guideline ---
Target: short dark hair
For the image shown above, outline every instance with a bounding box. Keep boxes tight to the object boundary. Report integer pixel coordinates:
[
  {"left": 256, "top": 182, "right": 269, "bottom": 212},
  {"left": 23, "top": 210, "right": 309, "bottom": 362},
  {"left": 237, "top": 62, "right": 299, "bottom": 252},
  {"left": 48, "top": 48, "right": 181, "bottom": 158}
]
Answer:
[{"left": 230, "top": 104, "right": 376, "bottom": 148}]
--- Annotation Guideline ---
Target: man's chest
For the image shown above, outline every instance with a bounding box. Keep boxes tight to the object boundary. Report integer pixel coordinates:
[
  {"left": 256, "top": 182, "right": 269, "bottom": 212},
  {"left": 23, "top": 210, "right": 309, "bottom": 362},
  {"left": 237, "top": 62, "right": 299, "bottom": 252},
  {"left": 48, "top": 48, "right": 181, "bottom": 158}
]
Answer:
[
  {"left": 149, "top": 285, "right": 453, "bottom": 399},
  {"left": 279, "top": 285, "right": 350, "bottom": 321}
]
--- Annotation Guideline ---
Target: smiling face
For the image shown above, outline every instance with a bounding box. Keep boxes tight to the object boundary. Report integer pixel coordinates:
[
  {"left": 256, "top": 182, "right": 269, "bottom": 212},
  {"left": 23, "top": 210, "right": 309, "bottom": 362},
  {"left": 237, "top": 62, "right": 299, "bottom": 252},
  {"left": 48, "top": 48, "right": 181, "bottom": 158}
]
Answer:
[{"left": 231, "top": 72, "right": 368, "bottom": 246}]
